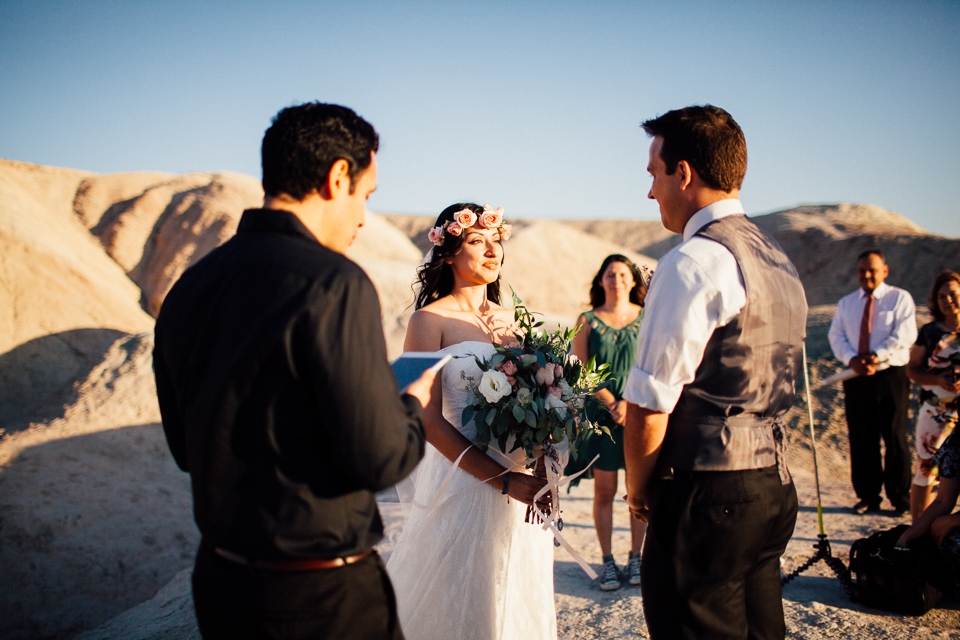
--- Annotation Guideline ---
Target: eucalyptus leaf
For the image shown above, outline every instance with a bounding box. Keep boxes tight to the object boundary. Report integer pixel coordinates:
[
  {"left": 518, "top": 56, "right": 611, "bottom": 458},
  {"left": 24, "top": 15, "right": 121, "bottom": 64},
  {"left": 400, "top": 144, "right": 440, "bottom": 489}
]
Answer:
[
  {"left": 486, "top": 410, "right": 496, "bottom": 426},
  {"left": 462, "top": 405, "right": 475, "bottom": 426},
  {"left": 524, "top": 410, "right": 537, "bottom": 429},
  {"left": 512, "top": 405, "right": 526, "bottom": 422}
]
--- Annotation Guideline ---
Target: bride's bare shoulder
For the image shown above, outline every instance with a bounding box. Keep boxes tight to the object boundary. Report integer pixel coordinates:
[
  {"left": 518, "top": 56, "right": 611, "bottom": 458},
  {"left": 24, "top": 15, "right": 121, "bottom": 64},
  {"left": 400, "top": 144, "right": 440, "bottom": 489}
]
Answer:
[{"left": 405, "top": 303, "right": 455, "bottom": 351}]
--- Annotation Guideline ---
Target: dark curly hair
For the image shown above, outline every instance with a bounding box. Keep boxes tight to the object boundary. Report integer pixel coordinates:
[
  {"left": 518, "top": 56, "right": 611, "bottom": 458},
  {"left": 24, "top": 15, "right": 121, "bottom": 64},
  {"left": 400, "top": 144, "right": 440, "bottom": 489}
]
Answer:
[
  {"left": 641, "top": 104, "right": 746, "bottom": 192},
  {"left": 929, "top": 270, "right": 960, "bottom": 322},
  {"left": 588, "top": 254, "right": 646, "bottom": 308},
  {"left": 261, "top": 102, "right": 378, "bottom": 200},
  {"left": 413, "top": 203, "right": 503, "bottom": 310}
]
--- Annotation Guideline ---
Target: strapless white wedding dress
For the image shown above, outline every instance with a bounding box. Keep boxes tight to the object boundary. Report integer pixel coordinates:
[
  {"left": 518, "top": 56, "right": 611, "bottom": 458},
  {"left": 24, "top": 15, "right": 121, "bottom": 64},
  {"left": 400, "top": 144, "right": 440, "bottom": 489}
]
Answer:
[{"left": 386, "top": 341, "right": 557, "bottom": 640}]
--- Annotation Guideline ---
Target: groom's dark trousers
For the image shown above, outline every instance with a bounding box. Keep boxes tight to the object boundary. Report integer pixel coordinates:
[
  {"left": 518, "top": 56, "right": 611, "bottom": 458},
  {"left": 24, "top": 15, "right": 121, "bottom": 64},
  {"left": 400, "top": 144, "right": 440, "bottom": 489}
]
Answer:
[
  {"left": 640, "top": 466, "right": 798, "bottom": 640},
  {"left": 155, "top": 208, "right": 426, "bottom": 640}
]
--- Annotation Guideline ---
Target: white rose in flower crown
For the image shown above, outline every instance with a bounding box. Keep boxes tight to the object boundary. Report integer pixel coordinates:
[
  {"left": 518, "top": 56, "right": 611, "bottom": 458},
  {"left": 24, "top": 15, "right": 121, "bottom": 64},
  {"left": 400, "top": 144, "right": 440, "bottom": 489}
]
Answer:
[
  {"left": 516, "top": 387, "right": 533, "bottom": 407},
  {"left": 478, "top": 370, "right": 512, "bottom": 403},
  {"left": 544, "top": 394, "right": 568, "bottom": 418}
]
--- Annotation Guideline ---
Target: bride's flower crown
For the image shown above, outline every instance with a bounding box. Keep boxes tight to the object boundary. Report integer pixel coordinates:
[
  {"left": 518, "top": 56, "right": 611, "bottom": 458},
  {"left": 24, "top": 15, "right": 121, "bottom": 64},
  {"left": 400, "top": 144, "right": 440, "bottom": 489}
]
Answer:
[{"left": 428, "top": 204, "right": 513, "bottom": 247}]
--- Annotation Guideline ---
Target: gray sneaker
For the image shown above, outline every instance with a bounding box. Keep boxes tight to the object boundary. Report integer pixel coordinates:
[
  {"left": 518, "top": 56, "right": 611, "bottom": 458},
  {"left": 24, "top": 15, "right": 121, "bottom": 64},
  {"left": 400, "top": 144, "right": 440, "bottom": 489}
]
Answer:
[
  {"left": 626, "top": 554, "right": 641, "bottom": 586},
  {"left": 599, "top": 559, "right": 621, "bottom": 591}
]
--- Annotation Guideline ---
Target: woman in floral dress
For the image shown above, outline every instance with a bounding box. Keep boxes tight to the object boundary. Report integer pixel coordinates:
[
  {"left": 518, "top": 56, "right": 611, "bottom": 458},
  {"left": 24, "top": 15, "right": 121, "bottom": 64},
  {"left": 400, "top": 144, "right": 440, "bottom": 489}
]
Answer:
[{"left": 906, "top": 271, "right": 960, "bottom": 521}]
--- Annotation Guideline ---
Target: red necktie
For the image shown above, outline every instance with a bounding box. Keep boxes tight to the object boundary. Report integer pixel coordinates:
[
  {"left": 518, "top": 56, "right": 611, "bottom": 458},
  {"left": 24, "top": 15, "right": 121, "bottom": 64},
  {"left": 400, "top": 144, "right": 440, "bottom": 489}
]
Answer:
[{"left": 857, "top": 294, "right": 874, "bottom": 356}]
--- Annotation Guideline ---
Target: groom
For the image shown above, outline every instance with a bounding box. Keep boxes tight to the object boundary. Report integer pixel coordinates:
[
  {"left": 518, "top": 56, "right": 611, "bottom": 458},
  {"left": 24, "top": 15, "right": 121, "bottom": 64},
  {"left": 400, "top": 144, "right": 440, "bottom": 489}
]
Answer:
[
  {"left": 622, "top": 105, "right": 806, "bottom": 639},
  {"left": 154, "top": 103, "right": 432, "bottom": 640}
]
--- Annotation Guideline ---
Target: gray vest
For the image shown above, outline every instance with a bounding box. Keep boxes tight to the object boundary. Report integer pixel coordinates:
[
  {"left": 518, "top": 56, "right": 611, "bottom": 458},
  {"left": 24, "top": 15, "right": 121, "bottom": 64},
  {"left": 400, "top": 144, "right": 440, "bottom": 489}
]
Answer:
[{"left": 661, "top": 214, "right": 807, "bottom": 472}]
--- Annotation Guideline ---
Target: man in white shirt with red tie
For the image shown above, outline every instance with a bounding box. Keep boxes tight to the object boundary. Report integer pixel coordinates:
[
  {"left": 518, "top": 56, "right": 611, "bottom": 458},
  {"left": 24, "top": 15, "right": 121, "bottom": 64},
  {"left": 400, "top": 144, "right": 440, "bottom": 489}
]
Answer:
[{"left": 828, "top": 250, "right": 917, "bottom": 516}]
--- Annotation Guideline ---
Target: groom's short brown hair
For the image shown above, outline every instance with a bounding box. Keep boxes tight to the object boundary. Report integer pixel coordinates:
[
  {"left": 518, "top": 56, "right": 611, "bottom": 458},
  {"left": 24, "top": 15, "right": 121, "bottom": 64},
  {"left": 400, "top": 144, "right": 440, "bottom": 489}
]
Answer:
[{"left": 642, "top": 105, "right": 746, "bottom": 192}]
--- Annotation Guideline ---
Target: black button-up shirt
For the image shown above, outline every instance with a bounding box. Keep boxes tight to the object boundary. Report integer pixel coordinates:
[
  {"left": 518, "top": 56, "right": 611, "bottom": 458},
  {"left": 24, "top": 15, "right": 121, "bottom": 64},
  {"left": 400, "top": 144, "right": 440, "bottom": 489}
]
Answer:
[{"left": 154, "top": 208, "right": 425, "bottom": 559}]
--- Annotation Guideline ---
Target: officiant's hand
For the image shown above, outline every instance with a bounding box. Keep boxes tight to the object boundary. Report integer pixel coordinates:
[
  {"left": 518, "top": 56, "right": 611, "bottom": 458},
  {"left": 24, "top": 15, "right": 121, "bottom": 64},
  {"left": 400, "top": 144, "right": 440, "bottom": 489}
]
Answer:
[{"left": 403, "top": 368, "right": 438, "bottom": 409}]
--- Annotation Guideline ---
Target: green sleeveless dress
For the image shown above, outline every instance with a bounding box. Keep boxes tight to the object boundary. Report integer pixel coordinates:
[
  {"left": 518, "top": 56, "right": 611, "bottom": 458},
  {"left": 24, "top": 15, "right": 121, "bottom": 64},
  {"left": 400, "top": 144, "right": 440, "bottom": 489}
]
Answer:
[{"left": 567, "top": 308, "right": 644, "bottom": 477}]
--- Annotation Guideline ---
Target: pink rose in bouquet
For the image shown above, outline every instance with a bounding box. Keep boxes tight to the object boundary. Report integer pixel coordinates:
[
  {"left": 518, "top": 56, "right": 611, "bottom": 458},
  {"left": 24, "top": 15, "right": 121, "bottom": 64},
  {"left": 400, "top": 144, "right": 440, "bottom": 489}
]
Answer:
[{"left": 535, "top": 365, "right": 555, "bottom": 387}]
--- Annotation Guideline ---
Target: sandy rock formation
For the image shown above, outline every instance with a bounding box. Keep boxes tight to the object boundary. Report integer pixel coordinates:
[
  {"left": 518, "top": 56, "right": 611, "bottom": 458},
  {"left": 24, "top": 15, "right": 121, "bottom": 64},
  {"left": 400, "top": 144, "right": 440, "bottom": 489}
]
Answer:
[
  {"left": 0, "top": 161, "right": 155, "bottom": 429},
  {"left": 499, "top": 220, "right": 657, "bottom": 326},
  {"left": 753, "top": 204, "right": 960, "bottom": 306},
  {"left": 75, "top": 171, "right": 264, "bottom": 317}
]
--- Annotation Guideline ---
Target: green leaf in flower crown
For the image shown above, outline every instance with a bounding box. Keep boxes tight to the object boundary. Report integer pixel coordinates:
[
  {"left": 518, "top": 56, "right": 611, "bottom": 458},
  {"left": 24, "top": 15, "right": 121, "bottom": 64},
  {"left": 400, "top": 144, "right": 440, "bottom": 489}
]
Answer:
[
  {"left": 462, "top": 405, "right": 475, "bottom": 427},
  {"left": 512, "top": 404, "right": 526, "bottom": 422}
]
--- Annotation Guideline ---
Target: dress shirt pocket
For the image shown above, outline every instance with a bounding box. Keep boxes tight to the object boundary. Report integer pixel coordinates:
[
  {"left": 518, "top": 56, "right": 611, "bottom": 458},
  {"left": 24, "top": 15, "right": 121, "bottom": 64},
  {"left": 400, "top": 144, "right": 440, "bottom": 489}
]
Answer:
[{"left": 883, "top": 311, "right": 895, "bottom": 325}]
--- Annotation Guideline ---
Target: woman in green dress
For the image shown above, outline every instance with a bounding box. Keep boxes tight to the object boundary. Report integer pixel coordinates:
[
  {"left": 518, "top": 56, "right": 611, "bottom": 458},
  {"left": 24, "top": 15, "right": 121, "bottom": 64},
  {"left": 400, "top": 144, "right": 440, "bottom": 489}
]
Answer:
[{"left": 568, "top": 254, "right": 648, "bottom": 591}]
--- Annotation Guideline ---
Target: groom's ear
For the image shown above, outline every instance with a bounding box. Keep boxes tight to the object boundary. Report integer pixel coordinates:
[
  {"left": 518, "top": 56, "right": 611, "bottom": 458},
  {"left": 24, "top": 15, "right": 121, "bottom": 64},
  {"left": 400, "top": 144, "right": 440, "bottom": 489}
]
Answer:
[{"left": 676, "top": 160, "right": 694, "bottom": 190}]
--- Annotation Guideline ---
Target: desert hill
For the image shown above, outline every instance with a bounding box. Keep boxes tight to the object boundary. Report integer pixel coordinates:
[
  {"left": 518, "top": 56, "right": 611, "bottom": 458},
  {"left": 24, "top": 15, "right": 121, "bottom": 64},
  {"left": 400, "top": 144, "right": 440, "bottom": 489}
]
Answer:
[
  {"left": 2, "top": 159, "right": 959, "bottom": 639},
  {"left": 565, "top": 203, "right": 960, "bottom": 307}
]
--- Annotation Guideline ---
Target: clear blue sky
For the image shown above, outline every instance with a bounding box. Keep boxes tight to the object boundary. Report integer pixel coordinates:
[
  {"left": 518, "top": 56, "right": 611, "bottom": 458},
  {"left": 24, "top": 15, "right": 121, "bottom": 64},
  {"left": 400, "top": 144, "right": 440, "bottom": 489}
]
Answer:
[{"left": 2, "top": 0, "right": 958, "bottom": 236}]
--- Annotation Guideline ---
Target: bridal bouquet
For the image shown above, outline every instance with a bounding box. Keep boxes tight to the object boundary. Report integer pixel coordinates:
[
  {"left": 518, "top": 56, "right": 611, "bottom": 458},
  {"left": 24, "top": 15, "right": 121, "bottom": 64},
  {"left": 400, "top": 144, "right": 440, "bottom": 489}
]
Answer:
[{"left": 460, "top": 292, "right": 610, "bottom": 461}]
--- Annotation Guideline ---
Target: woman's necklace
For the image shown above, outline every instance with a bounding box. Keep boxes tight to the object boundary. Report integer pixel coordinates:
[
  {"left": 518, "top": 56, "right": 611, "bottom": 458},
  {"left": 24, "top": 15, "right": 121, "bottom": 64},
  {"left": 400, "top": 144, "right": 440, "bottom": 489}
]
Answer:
[{"left": 597, "top": 303, "right": 638, "bottom": 329}]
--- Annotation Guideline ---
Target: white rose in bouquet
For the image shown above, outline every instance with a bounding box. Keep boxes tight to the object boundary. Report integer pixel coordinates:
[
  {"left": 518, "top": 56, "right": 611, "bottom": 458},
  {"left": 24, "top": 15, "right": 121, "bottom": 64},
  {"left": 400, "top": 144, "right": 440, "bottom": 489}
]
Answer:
[
  {"left": 478, "top": 370, "right": 512, "bottom": 403},
  {"left": 516, "top": 387, "right": 533, "bottom": 407},
  {"left": 544, "top": 394, "right": 568, "bottom": 418},
  {"left": 558, "top": 379, "right": 573, "bottom": 401}
]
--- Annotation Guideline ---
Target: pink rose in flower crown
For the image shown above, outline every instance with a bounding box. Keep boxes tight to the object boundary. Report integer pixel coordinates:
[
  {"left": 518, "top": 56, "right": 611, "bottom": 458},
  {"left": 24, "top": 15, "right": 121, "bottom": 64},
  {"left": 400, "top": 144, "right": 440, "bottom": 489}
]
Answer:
[
  {"left": 501, "top": 360, "right": 517, "bottom": 376},
  {"left": 454, "top": 209, "right": 478, "bottom": 228},
  {"left": 446, "top": 222, "right": 463, "bottom": 237},
  {"left": 428, "top": 226, "right": 445, "bottom": 246},
  {"left": 499, "top": 224, "right": 513, "bottom": 241},
  {"left": 480, "top": 204, "right": 504, "bottom": 228},
  {"left": 535, "top": 366, "right": 555, "bottom": 387}
]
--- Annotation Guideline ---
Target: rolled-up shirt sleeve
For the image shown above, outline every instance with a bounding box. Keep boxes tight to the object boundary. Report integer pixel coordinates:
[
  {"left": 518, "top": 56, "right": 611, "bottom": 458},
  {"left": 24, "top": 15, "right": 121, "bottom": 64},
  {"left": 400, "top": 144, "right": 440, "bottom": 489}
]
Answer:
[{"left": 622, "top": 238, "right": 745, "bottom": 414}]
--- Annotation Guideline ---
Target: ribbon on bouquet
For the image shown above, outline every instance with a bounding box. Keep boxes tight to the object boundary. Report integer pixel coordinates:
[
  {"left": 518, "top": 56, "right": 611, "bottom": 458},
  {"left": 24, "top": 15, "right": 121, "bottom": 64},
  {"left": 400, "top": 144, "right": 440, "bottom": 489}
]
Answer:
[{"left": 532, "top": 445, "right": 600, "bottom": 580}]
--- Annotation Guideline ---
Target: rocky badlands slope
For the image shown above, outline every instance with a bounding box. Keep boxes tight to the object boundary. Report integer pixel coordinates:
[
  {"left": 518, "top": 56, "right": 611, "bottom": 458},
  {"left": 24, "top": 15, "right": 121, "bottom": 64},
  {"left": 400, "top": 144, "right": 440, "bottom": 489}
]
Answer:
[{"left": 1, "top": 158, "right": 959, "bottom": 638}]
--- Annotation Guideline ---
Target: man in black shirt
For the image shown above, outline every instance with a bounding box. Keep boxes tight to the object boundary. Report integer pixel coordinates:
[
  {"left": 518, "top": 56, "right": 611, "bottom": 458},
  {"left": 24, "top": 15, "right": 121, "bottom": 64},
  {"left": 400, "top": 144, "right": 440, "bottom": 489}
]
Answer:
[{"left": 154, "top": 103, "right": 432, "bottom": 640}]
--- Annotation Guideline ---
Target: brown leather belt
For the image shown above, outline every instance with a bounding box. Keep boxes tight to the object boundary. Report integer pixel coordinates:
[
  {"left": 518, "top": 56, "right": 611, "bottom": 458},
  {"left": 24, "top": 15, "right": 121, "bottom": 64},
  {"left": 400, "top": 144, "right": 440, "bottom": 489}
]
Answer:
[{"left": 210, "top": 545, "right": 374, "bottom": 572}]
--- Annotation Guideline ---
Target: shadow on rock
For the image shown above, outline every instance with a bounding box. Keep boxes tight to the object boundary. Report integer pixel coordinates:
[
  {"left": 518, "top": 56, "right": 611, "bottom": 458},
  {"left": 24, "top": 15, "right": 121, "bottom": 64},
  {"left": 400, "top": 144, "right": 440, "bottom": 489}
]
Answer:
[
  {"left": 0, "top": 422, "right": 198, "bottom": 640},
  {"left": 0, "top": 328, "right": 130, "bottom": 433}
]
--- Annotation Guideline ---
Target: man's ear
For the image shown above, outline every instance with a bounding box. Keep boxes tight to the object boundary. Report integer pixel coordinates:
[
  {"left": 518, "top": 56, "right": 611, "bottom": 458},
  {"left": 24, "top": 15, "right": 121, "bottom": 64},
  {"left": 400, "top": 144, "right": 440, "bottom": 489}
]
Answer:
[
  {"left": 321, "top": 159, "right": 351, "bottom": 200},
  {"left": 677, "top": 160, "right": 694, "bottom": 190}
]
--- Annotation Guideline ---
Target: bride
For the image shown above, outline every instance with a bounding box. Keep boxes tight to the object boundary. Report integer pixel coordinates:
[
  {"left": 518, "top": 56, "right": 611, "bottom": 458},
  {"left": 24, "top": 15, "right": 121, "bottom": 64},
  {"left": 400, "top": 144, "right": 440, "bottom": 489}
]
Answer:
[{"left": 386, "top": 203, "right": 558, "bottom": 640}]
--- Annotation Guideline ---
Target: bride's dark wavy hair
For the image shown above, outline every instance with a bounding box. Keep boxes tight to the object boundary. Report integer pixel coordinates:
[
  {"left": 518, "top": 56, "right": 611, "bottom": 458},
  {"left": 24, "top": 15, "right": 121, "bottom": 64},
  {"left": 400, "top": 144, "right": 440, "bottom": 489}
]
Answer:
[{"left": 413, "top": 202, "right": 504, "bottom": 310}]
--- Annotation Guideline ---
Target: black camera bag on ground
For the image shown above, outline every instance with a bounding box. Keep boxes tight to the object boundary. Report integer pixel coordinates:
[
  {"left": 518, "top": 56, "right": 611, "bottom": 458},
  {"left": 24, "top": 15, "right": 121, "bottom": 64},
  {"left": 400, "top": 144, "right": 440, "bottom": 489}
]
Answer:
[{"left": 849, "top": 524, "right": 955, "bottom": 615}]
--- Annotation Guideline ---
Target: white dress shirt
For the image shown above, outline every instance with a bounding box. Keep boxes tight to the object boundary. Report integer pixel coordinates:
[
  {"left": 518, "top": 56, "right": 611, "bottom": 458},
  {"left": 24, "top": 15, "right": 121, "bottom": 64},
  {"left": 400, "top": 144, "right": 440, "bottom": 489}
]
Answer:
[
  {"left": 827, "top": 281, "right": 917, "bottom": 369},
  {"left": 623, "top": 199, "right": 747, "bottom": 414}
]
